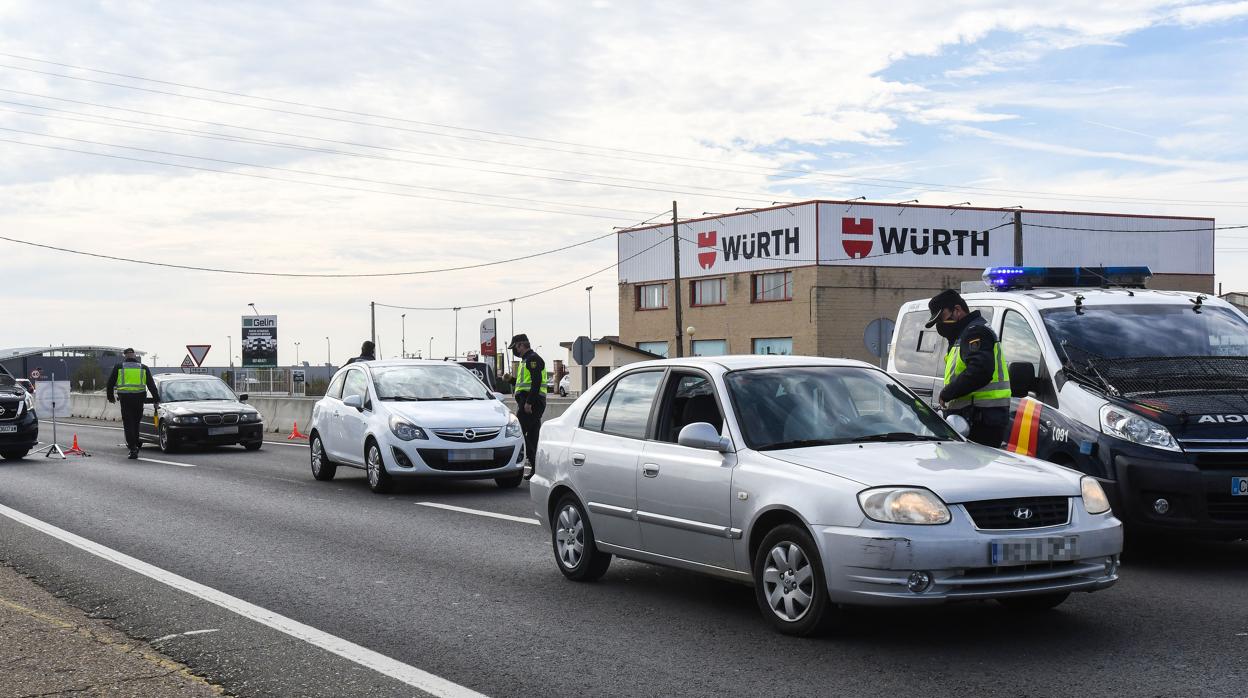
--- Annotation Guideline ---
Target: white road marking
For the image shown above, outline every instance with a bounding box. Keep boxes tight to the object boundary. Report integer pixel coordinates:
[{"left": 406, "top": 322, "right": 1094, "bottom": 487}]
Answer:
[
  {"left": 138, "top": 457, "right": 197, "bottom": 468},
  {"left": 152, "top": 628, "right": 220, "bottom": 643},
  {"left": 0, "top": 503, "right": 489, "bottom": 698},
  {"left": 417, "top": 502, "right": 540, "bottom": 526}
]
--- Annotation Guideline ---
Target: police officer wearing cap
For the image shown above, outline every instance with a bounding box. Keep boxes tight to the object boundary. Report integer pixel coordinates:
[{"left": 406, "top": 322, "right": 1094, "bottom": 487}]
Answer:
[
  {"left": 926, "top": 289, "right": 1011, "bottom": 448},
  {"left": 508, "top": 334, "right": 547, "bottom": 476},
  {"left": 106, "top": 348, "right": 160, "bottom": 459}
]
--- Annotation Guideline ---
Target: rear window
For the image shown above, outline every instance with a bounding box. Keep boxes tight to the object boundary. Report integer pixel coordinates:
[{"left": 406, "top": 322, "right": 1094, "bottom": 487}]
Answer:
[{"left": 893, "top": 306, "right": 995, "bottom": 377}]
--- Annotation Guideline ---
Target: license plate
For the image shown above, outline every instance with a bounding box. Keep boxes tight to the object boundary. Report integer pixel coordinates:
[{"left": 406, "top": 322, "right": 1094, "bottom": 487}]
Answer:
[
  {"left": 448, "top": 448, "right": 493, "bottom": 462},
  {"left": 1234, "top": 477, "right": 1248, "bottom": 496},
  {"left": 208, "top": 426, "right": 239, "bottom": 436},
  {"left": 0, "top": 424, "right": 16, "bottom": 434},
  {"left": 990, "top": 536, "right": 1079, "bottom": 566}
]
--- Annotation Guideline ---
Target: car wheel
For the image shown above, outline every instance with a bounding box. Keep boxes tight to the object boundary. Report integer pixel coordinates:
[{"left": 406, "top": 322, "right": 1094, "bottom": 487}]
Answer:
[
  {"left": 309, "top": 433, "right": 337, "bottom": 481},
  {"left": 559, "top": 388, "right": 567, "bottom": 397},
  {"left": 158, "top": 423, "right": 178, "bottom": 454},
  {"left": 753, "top": 524, "right": 835, "bottom": 636},
  {"left": 997, "top": 592, "right": 1070, "bottom": 612},
  {"left": 495, "top": 475, "right": 523, "bottom": 489},
  {"left": 552, "top": 494, "right": 611, "bottom": 581},
  {"left": 243, "top": 441, "right": 263, "bottom": 451},
  {"left": 365, "top": 440, "right": 392, "bottom": 494},
  {"left": 0, "top": 450, "right": 29, "bottom": 460}
]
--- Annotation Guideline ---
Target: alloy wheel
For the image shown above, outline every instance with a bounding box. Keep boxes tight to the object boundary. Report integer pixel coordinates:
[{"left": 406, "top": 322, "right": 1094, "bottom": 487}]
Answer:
[
  {"left": 555, "top": 504, "right": 585, "bottom": 569},
  {"left": 311, "top": 438, "right": 323, "bottom": 476},
  {"left": 367, "top": 445, "right": 381, "bottom": 487},
  {"left": 762, "top": 541, "right": 815, "bottom": 622}
]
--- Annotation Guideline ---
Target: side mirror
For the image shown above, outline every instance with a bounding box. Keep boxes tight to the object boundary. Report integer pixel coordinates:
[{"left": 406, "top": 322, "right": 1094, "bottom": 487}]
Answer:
[
  {"left": 238, "top": 393, "right": 249, "bottom": 403},
  {"left": 343, "top": 394, "right": 364, "bottom": 411},
  {"left": 677, "top": 422, "right": 732, "bottom": 453},
  {"left": 1009, "top": 362, "right": 1037, "bottom": 398},
  {"left": 492, "top": 392, "right": 506, "bottom": 401},
  {"left": 945, "top": 414, "right": 971, "bottom": 437}
]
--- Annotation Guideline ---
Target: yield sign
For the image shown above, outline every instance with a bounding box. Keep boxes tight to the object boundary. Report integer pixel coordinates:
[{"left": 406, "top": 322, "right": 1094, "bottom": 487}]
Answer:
[
  {"left": 180, "top": 354, "right": 195, "bottom": 369},
  {"left": 186, "top": 345, "right": 211, "bottom": 367}
]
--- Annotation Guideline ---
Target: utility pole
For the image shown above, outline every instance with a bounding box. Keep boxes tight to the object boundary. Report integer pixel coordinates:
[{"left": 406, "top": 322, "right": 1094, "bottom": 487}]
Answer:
[
  {"left": 672, "top": 201, "right": 685, "bottom": 357},
  {"left": 586, "top": 286, "right": 593, "bottom": 340},
  {"left": 401, "top": 314, "right": 406, "bottom": 358},
  {"left": 370, "top": 302, "right": 376, "bottom": 346},
  {"left": 1013, "top": 210, "right": 1023, "bottom": 266},
  {"left": 508, "top": 298, "right": 516, "bottom": 341}
]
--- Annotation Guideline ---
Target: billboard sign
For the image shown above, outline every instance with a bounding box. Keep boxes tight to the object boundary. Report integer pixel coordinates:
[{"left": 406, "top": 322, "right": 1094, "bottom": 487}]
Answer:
[
  {"left": 241, "top": 315, "right": 278, "bottom": 367},
  {"left": 817, "top": 203, "right": 1016, "bottom": 268},
  {"left": 480, "top": 317, "right": 497, "bottom": 356}
]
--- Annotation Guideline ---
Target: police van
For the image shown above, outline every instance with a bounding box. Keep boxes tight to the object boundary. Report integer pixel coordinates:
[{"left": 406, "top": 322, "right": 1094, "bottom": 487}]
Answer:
[{"left": 890, "top": 266, "right": 1248, "bottom": 539}]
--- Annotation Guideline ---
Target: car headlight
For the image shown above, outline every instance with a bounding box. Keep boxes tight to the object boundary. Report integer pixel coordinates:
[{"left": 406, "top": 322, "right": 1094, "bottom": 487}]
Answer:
[
  {"left": 1082, "top": 476, "right": 1112, "bottom": 515},
  {"left": 389, "top": 415, "right": 427, "bottom": 441},
  {"left": 1099, "top": 404, "right": 1180, "bottom": 452},
  {"left": 170, "top": 415, "right": 202, "bottom": 424},
  {"left": 505, "top": 415, "right": 521, "bottom": 439},
  {"left": 858, "top": 487, "right": 951, "bottom": 525}
]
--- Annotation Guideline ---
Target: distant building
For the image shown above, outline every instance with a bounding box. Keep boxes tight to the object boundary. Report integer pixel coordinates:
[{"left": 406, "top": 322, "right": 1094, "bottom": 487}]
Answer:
[{"left": 560, "top": 336, "right": 662, "bottom": 394}]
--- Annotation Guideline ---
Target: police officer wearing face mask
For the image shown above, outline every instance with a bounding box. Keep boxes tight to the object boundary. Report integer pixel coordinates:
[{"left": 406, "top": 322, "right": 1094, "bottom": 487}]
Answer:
[
  {"left": 508, "top": 334, "right": 547, "bottom": 476},
  {"left": 926, "top": 289, "right": 1011, "bottom": 448},
  {"left": 106, "top": 348, "right": 161, "bottom": 459}
]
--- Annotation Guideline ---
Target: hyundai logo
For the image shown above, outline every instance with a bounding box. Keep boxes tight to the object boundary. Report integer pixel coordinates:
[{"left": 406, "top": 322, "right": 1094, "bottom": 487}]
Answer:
[
  {"left": 1013, "top": 507, "right": 1034, "bottom": 520},
  {"left": 463, "top": 429, "right": 476, "bottom": 441}
]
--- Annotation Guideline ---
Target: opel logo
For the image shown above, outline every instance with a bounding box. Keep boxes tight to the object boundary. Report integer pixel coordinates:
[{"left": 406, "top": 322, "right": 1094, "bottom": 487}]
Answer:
[
  {"left": 1013, "top": 507, "right": 1034, "bottom": 520},
  {"left": 463, "top": 428, "right": 476, "bottom": 441}
]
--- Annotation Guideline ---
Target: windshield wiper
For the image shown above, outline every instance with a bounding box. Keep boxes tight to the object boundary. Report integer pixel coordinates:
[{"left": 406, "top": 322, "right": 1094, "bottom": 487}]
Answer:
[
  {"left": 758, "top": 438, "right": 844, "bottom": 451},
  {"left": 380, "top": 396, "right": 422, "bottom": 401},
  {"left": 850, "top": 432, "right": 946, "bottom": 443},
  {"left": 432, "top": 395, "right": 482, "bottom": 400}
]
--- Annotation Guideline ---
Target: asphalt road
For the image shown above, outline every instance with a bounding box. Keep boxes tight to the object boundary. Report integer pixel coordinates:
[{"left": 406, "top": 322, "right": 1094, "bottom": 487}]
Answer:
[{"left": 0, "top": 419, "right": 1245, "bottom": 697}]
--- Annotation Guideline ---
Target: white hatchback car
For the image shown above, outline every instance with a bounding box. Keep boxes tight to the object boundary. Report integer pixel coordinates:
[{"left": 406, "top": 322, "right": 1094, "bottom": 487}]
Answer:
[
  {"left": 529, "top": 356, "right": 1123, "bottom": 635},
  {"left": 309, "top": 360, "right": 524, "bottom": 493}
]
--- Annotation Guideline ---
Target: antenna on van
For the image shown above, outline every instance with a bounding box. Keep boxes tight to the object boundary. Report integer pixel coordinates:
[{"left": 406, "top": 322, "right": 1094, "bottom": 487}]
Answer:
[{"left": 1074, "top": 294, "right": 1085, "bottom": 315}]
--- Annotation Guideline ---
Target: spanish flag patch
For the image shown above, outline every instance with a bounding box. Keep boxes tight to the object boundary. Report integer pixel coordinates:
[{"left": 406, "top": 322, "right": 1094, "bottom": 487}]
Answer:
[{"left": 1005, "top": 398, "right": 1042, "bottom": 457}]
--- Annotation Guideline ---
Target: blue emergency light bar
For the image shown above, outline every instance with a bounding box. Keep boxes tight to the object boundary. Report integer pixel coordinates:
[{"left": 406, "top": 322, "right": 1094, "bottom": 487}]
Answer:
[{"left": 982, "top": 266, "right": 1152, "bottom": 290}]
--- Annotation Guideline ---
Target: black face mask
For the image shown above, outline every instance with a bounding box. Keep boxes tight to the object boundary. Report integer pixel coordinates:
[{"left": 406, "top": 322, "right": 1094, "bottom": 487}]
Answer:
[{"left": 935, "top": 319, "right": 960, "bottom": 340}]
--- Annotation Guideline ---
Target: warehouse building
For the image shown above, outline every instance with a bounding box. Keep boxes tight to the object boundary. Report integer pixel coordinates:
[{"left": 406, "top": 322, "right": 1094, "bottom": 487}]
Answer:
[{"left": 617, "top": 200, "right": 1215, "bottom": 364}]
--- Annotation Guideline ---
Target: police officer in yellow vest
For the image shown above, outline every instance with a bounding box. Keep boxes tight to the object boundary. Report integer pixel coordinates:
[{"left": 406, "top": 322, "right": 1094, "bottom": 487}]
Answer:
[
  {"left": 508, "top": 333, "right": 547, "bottom": 476},
  {"left": 106, "top": 348, "right": 161, "bottom": 459},
  {"left": 926, "top": 290, "right": 1011, "bottom": 448}
]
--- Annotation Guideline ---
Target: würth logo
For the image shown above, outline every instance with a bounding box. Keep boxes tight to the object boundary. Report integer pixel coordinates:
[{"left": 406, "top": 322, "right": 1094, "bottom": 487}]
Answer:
[
  {"left": 697, "top": 231, "right": 718, "bottom": 269},
  {"left": 841, "top": 217, "right": 992, "bottom": 258},
  {"left": 842, "top": 217, "right": 874, "bottom": 259}
]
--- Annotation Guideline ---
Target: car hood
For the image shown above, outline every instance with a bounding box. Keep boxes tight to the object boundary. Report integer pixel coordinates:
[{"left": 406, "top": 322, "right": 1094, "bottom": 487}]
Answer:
[
  {"left": 382, "top": 399, "right": 511, "bottom": 428},
  {"left": 761, "top": 441, "right": 1082, "bottom": 503},
  {"left": 162, "top": 400, "right": 254, "bottom": 414}
]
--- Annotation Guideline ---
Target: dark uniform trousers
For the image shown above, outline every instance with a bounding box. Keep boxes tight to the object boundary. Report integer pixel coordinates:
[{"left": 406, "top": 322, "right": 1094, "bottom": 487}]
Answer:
[
  {"left": 954, "top": 405, "right": 1009, "bottom": 449},
  {"left": 517, "top": 392, "right": 546, "bottom": 463},
  {"left": 119, "top": 396, "right": 146, "bottom": 450}
]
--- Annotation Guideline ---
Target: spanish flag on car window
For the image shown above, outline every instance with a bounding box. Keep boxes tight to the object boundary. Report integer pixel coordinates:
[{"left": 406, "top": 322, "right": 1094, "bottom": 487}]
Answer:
[{"left": 1005, "top": 398, "right": 1043, "bottom": 457}]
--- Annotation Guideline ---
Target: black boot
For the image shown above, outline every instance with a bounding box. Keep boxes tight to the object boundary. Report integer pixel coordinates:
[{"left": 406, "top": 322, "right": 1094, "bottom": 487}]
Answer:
[{"left": 128, "top": 448, "right": 138, "bottom": 460}]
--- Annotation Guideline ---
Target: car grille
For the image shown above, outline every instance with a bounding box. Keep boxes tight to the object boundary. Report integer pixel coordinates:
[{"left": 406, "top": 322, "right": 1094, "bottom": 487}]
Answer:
[
  {"left": 0, "top": 401, "right": 19, "bottom": 420},
  {"left": 202, "top": 414, "right": 240, "bottom": 426},
  {"left": 418, "top": 446, "right": 515, "bottom": 471},
  {"left": 1206, "top": 493, "right": 1248, "bottom": 521},
  {"left": 432, "top": 427, "right": 501, "bottom": 443},
  {"left": 963, "top": 497, "right": 1070, "bottom": 530}
]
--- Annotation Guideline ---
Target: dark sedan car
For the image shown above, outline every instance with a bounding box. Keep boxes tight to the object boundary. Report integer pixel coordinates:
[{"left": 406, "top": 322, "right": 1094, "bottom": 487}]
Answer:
[
  {"left": 139, "top": 374, "right": 264, "bottom": 453},
  {"left": 0, "top": 369, "right": 38, "bottom": 460}
]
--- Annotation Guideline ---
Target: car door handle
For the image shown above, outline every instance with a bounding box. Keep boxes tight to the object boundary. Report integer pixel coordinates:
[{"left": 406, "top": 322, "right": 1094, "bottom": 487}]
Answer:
[
  {"left": 572, "top": 453, "right": 586, "bottom": 466},
  {"left": 642, "top": 463, "right": 660, "bottom": 478}
]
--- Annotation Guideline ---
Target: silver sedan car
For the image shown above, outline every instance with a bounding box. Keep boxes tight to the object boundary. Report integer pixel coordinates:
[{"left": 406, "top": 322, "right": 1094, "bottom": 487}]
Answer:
[{"left": 529, "top": 356, "right": 1122, "bottom": 635}]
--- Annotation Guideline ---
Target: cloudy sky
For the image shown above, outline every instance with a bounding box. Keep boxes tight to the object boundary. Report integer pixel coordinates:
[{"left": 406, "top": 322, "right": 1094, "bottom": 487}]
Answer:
[{"left": 2, "top": 1, "right": 1247, "bottom": 368}]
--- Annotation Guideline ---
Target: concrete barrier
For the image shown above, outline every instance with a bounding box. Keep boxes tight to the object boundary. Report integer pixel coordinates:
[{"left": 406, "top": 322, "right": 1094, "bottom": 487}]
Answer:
[{"left": 68, "top": 393, "right": 576, "bottom": 434}]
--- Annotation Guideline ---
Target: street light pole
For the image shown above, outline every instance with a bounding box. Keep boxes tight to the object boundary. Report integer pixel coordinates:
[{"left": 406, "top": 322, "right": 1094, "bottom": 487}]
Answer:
[
  {"left": 428, "top": 336, "right": 433, "bottom": 359},
  {"left": 401, "top": 314, "right": 407, "bottom": 358},
  {"left": 325, "top": 337, "right": 331, "bottom": 367},
  {"left": 295, "top": 342, "right": 301, "bottom": 366},
  {"left": 586, "top": 286, "right": 593, "bottom": 340},
  {"left": 227, "top": 336, "right": 233, "bottom": 367},
  {"left": 248, "top": 303, "right": 260, "bottom": 316},
  {"left": 453, "top": 307, "right": 461, "bottom": 359},
  {"left": 509, "top": 298, "right": 516, "bottom": 341}
]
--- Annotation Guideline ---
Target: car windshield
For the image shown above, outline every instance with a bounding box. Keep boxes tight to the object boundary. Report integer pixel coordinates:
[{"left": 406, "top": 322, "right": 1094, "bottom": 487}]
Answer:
[
  {"left": 161, "top": 379, "right": 237, "bottom": 402},
  {"left": 1042, "top": 304, "right": 1248, "bottom": 359},
  {"left": 724, "top": 366, "right": 958, "bottom": 451},
  {"left": 372, "top": 365, "right": 491, "bottom": 400}
]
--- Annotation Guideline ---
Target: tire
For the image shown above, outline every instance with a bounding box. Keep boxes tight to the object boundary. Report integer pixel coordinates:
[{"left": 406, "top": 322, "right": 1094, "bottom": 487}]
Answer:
[
  {"left": 365, "top": 440, "right": 392, "bottom": 494},
  {"left": 309, "top": 433, "right": 337, "bottom": 481},
  {"left": 495, "top": 475, "right": 523, "bottom": 489},
  {"left": 559, "top": 388, "right": 567, "bottom": 397},
  {"left": 158, "top": 423, "right": 178, "bottom": 454},
  {"left": 0, "top": 450, "right": 29, "bottom": 461},
  {"left": 997, "top": 592, "right": 1070, "bottom": 612},
  {"left": 243, "top": 441, "right": 263, "bottom": 451},
  {"left": 753, "top": 524, "right": 836, "bottom": 636},
  {"left": 551, "top": 494, "right": 611, "bottom": 581}
]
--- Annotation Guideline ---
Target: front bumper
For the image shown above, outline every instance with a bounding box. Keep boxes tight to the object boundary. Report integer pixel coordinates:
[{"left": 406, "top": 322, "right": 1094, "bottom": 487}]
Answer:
[
  {"left": 0, "top": 412, "right": 39, "bottom": 451},
  {"left": 164, "top": 422, "right": 265, "bottom": 445},
  {"left": 818, "top": 500, "right": 1122, "bottom": 605},
  {"left": 1104, "top": 440, "right": 1248, "bottom": 537},
  {"left": 384, "top": 434, "right": 524, "bottom": 480}
]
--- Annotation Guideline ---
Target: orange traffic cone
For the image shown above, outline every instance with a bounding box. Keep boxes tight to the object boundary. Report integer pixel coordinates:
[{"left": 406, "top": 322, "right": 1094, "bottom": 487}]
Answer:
[
  {"left": 288, "top": 421, "right": 308, "bottom": 440},
  {"left": 64, "top": 434, "right": 91, "bottom": 457}
]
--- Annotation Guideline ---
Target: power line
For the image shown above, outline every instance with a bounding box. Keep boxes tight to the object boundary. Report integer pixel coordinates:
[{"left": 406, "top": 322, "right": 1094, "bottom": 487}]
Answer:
[{"left": 3, "top": 59, "right": 1246, "bottom": 208}]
